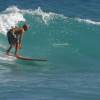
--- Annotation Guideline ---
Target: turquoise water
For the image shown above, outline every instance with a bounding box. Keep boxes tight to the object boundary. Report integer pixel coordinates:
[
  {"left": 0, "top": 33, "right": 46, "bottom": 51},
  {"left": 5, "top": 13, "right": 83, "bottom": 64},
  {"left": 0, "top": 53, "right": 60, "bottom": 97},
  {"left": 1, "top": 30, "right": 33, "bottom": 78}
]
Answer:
[{"left": 0, "top": 0, "right": 100, "bottom": 100}]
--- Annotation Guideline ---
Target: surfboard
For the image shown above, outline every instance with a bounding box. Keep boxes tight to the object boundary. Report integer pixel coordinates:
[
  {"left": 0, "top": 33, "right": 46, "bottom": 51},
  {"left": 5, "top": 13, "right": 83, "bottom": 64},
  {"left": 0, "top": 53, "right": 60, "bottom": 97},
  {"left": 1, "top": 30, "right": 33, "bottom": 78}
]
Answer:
[
  {"left": 16, "top": 55, "right": 48, "bottom": 61},
  {"left": 0, "top": 48, "right": 48, "bottom": 61},
  {"left": 6, "top": 53, "right": 48, "bottom": 61}
]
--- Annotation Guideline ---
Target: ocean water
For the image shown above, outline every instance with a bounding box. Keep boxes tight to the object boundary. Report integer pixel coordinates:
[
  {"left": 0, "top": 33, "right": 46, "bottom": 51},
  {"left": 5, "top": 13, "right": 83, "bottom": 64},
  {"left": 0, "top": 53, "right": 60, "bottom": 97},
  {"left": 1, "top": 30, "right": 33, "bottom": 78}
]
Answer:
[{"left": 0, "top": 0, "right": 100, "bottom": 100}]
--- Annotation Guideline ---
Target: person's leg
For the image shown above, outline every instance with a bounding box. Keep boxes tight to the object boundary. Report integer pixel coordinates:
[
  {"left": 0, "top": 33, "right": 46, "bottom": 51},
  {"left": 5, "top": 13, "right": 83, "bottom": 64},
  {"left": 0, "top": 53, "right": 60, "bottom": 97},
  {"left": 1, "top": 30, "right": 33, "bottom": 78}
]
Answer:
[
  {"left": 6, "top": 31, "right": 14, "bottom": 55},
  {"left": 6, "top": 45, "right": 13, "bottom": 55},
  {"left": 14, "top": 43, "right": 19, "bottom": 56}
]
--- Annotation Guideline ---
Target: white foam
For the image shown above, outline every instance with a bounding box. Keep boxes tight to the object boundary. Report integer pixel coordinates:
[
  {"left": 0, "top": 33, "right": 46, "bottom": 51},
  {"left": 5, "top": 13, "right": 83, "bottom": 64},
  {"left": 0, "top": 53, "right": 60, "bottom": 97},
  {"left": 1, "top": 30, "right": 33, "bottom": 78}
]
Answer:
[
  {"left": 0, "top": 6, "right": 67, "bottom": 35},
  {"left": 0, "top": 52, "right": 16, "bottom": 61},
  {"left": 0, "top": 56, "right": 16, "bottom": 61},
  {"left": 22, "top": 7, "right": 67, "bottom": 24},
  {"left": 76, "top": 18, "right": 100, "bottom": 25},
  {"left": 0, "top": 6, "right": 25, "bottom": 35}
]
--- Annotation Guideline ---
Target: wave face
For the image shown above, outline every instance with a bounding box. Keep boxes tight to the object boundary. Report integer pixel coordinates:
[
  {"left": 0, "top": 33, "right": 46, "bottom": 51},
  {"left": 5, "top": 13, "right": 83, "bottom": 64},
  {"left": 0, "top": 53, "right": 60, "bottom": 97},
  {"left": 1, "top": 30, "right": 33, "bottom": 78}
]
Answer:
[
  {"left": 1, "top": 6, "right": 100, "bottom": 58},
  {"left": 0, "top": 6, "right": 100, "bottom": 100}
]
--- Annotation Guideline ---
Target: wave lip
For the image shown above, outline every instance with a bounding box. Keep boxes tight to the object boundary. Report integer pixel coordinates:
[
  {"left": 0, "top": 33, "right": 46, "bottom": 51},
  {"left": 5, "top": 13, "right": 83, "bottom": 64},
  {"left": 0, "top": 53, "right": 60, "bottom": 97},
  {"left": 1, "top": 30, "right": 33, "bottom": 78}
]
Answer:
[
  {"left": 0, "top": 6, "right": 25, "bottom": 35},
  {"left": 1, "top": 5, "right": 99, "bottom": 37},
  {"left": 76, "top": 18, "right": 100, "bottom": 25},
  {"left": 0, "top": 6, "right": 67, "bottom": 35},
  {"left": 22, "top": 7, "right": 67, "bottom": 24}
]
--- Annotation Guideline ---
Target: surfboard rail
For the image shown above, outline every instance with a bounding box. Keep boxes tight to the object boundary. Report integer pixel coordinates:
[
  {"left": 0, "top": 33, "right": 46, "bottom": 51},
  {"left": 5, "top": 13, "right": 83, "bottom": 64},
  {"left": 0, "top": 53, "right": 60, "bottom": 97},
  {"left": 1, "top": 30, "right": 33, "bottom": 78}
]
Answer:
[{"left": 16, "top": 55, "right": 48, "bottom": 61}]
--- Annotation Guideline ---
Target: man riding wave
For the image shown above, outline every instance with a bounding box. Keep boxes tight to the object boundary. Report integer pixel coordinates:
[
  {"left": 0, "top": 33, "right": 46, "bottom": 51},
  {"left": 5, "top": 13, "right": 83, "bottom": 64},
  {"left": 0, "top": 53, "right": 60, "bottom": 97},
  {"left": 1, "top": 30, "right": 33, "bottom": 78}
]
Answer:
[{"left": 6, "top": 24, "right": 29, "bottom": 57}]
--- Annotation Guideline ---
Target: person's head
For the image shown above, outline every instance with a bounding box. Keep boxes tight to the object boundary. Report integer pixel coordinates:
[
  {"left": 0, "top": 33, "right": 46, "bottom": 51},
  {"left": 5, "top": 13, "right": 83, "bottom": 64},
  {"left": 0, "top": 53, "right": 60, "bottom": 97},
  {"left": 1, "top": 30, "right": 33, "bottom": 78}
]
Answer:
[{"left": 23, "top": 24, "right": 29, "bottom": 31}]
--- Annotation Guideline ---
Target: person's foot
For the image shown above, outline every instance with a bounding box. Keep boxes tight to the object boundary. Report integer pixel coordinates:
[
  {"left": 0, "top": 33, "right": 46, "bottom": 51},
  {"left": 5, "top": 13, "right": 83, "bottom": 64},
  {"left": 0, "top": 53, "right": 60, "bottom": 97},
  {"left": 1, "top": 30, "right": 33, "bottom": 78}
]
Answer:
[
  {"left": 15, "top": 54, "right": 20, "bottom": 58},
  {"left": 6, "top": 51, "right": 9, "bottom": 55}
]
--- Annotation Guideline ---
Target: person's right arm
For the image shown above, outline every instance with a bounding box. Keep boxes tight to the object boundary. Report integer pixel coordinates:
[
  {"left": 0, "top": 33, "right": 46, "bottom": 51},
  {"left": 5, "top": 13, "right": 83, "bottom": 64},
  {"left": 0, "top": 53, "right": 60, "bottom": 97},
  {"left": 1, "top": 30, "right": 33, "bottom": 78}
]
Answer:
[{"left": 19, "top": 29, "right": 24, "bottom": 49}]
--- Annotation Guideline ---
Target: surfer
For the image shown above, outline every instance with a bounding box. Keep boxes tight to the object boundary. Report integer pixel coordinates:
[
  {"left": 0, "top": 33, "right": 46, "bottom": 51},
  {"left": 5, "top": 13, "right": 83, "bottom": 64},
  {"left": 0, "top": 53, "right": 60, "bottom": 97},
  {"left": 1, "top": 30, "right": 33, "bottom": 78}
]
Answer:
[{"left": 6, "top": 24, "right": 29, "bottom": 57}]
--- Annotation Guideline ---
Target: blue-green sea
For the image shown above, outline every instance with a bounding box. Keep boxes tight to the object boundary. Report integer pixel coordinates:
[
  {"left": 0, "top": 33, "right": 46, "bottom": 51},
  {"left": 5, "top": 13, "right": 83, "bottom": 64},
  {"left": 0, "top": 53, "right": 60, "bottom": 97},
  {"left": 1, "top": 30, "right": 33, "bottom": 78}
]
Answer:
[{"left": 0, "top": 0, "right": 100, "bottom": 100}]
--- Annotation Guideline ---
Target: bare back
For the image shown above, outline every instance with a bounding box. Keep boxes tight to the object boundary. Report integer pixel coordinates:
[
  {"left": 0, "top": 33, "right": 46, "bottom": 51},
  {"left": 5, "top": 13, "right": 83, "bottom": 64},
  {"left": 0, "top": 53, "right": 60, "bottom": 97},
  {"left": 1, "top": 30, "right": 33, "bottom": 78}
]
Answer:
[{"left": 14, "top": 28, "right": 24, "bottom": 35}]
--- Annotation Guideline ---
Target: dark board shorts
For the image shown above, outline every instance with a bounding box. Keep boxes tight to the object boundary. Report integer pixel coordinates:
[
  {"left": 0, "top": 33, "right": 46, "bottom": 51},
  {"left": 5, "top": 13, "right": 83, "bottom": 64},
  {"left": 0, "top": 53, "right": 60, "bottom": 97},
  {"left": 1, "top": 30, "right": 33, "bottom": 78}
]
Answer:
[{"left": 7, "top": 31, "right": 18, "bottom": 45}]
